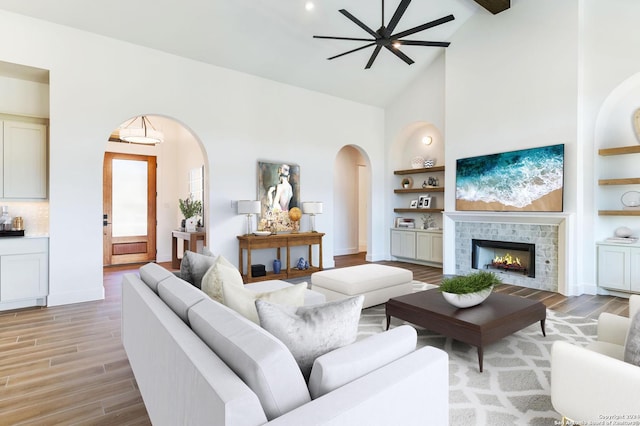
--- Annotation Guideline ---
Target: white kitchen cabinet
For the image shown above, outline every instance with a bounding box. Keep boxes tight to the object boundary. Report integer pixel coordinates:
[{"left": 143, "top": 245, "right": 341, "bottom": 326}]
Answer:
[
  {"left": 1, "top": 120, "right": 48, "bottom": 199},
  {"left": 0, "top": 237, "right": 48, "bottom": 310},
  {"left": 391, "top": 228, "right": 442, "bottom": 266},
  {"left": 597, "top": 242, "right": 640, "bottom": 294}
]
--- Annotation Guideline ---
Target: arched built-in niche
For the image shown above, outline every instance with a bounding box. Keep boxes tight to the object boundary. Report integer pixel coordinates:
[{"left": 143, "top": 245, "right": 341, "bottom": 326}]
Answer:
[
  {"left": 333, "top": 145, "right": 371, "bottom": 257},
  {"left": 105, "top": 115, "right": 208, "bottom": 264},
  {"left": 594, "top": 72, "right": 640, "bottom": 241},
  {"left": 390, "top": 121, "right": 444, "bottom": 228}
]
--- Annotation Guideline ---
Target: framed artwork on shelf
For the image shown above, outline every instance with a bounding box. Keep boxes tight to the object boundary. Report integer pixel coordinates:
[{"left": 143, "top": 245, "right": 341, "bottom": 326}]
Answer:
[
  {"left": 257, "top": 161, "right": 300, "bottom": 232},
  {"left": 409, "top": 199, "right": 418, "bottom": 208},
  {"left": 418, "top": 196, "right": 432, "bottom": 208}
]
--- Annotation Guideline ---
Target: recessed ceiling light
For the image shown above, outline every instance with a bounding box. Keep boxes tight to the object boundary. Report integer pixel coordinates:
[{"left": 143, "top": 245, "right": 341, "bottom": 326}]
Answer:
[
  {"left": 422, "top": 136, "right": 433, "bottom": 145},
  {"left": 305, "top": 2, "right": 314, "bottom": 11}
]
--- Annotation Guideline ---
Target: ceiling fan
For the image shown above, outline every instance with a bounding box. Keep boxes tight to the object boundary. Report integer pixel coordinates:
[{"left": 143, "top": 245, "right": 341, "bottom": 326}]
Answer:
[{"left": 313, "top": 0, "right": 455, "bottom": 69}]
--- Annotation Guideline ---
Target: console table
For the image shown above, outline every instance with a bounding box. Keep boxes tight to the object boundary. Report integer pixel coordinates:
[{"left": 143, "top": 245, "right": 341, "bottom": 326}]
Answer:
[
  {"left": 237, "top": 232, "right": 324, "bottom": 283},
  {"left": 172, "top": 230, "right": 207, "bottom": 269}
]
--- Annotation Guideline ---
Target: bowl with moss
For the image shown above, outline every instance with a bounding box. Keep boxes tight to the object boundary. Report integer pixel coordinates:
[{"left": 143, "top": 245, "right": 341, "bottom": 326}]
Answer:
[{"left": 438, "top": 271, "right": 502, "bottom": 308}]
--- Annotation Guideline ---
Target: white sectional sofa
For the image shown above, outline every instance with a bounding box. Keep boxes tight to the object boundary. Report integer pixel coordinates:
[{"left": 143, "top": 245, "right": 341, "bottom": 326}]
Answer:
[{"left": 122, "top": 262, "right": 449, "bottom": 426}]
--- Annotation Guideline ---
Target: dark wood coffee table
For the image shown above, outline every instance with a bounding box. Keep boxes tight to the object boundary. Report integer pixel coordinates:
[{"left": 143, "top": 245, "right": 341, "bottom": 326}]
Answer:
[{"left": 386, "top": 289, "right": 546, "bottom": 372}]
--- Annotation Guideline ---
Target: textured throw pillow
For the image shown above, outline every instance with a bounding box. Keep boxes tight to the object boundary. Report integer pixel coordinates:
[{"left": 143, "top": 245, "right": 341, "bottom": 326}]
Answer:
[
  {"left": 179, "top": 250, "right": 217, "bottom": 288},
  {"left": 624, "top": 310, "right": 640, "bottom": 366},
  {"left": 223, "top": 281, "right": 306, "bottom": 324},
  {"left": 256, "top": 295, "right": 364, "bottom": 380},
  {"left": 201, "top": 256, "right": 244, "bottom": 303}
]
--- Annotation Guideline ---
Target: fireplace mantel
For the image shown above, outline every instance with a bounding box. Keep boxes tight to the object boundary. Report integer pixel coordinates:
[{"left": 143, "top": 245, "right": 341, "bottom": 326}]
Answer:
[{"left": 443, "top": 211, "right": 570, "bottom": 226}]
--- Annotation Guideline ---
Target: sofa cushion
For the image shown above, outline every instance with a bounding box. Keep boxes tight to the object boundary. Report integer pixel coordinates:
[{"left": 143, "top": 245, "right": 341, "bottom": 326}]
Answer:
[
  {"left": 223, "top": 281, "right": 306, "bottom": 324},
  {"left": 624, "top": 310, "right": 640, "bottom": 366},
  {"left": 201, "top": 255, "right": 244, "bottom": 303},
  {"left": 188, "top": 298, "right": 311, "bottom": 420},
  {"left": 157, "top": 275, "right": 208, "bottom": 324},
  {"left": 255, "top": 295, "right": 364, "bottom": 379},
  {"left": 180, "top": 250, "right": 217, "bottom": 289},
  {"left": 139, "top": 262, "right": 174, "bottom": 293},
  {"left": 308, "top": 325, "right": 417, "bottom": 399}
]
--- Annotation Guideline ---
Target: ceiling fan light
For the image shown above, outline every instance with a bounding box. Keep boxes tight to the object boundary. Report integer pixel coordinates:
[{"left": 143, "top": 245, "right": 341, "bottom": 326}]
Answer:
[
  {"left": 119, "top": 116, "right": 164, "bottom": 144},
  {"left": 392, "top": 41, "right": 401, "bottom": 49}
]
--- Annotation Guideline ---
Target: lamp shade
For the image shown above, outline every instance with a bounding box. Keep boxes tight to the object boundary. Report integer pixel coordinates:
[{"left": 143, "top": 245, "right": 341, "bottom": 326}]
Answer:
[
  {"left": 237, "top": 200, "right": 261, "bottom": 215},
  {"left": 302, "top": 202, "right": 323, "bottom": 215}
]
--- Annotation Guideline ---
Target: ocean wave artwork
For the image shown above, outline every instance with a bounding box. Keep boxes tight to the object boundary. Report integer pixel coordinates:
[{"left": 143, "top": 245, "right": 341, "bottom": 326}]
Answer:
[{"left": 456, "top": 144, "right": 564, "bottom": 211}]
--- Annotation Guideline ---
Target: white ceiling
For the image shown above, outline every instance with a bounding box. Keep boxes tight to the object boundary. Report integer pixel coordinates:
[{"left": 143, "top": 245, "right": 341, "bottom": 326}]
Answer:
[{"left": 0, "top": 0, "right": 481, "bottom": 106}]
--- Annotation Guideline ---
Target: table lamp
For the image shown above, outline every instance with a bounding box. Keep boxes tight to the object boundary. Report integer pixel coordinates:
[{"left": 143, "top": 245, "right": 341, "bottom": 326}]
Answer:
[
  {"left": 237, "top": 200, "right": 261, "bottom": 235},
  {"left": 302, "top": 201, "right": 323, "bottom": 232}
]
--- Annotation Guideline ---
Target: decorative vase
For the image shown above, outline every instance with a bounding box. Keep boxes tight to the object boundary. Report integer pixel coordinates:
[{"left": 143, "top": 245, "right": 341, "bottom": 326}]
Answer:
[
  {"left": 180, "top": 218, "right": 186, "bottom": 231},
  {"left": 186, "top": 217, "right": 197, "bottom": 232},
  {"left": 442, "top": 286, "right": 493, "bottom": 308},
  {"left": 273, "top": 259, "right": 281, "bottom": 274}
]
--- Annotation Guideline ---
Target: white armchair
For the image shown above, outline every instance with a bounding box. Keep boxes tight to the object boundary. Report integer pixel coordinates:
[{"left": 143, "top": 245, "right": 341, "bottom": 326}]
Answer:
[{"left": 551, "top": 295, "right": 640, "bottom": 424}]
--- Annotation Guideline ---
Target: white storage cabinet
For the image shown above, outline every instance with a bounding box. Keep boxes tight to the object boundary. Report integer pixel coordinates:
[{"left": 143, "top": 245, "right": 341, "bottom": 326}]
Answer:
[{"left": 597, "top": 242, "right": 640, "bottom": 294}]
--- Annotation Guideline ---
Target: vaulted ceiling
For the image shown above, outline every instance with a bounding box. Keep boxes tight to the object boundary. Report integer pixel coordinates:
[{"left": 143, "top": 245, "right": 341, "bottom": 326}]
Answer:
[{"left": 0, "top": 0, "right": 506, "bottom": 106}]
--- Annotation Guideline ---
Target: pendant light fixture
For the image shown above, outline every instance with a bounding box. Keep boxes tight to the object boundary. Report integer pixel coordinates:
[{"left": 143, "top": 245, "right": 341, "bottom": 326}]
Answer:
[{"left": 119, "top": 116, "right": 164, "bottom": 144}]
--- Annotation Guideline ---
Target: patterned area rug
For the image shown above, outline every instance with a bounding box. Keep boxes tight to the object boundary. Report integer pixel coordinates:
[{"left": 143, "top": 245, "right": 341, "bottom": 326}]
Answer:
[{"left": 357, "top": 282, "right": 597, "bottom": 426}]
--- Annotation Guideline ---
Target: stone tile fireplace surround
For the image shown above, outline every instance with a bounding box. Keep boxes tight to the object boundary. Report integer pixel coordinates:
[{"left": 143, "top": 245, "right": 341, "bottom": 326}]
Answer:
[{"left": 444, "top": 212, "right": 570, "bottom": 294}]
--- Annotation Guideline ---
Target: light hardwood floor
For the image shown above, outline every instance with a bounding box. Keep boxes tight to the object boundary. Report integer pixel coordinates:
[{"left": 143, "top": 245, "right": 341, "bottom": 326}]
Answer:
[{"left": 0, "top": 255, "right": 630, "bottom": 424}]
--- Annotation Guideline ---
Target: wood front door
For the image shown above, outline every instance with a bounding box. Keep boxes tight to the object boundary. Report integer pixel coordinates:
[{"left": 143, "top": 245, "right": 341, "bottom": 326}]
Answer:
[{"left": 103, "top": 152, "right": 156, "bottom": 266}]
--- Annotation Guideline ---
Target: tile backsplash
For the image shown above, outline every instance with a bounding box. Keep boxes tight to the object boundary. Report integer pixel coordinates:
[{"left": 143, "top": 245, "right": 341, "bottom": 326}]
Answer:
[{"left": 0, "top": 202, "right": 49, "bottom": 236}]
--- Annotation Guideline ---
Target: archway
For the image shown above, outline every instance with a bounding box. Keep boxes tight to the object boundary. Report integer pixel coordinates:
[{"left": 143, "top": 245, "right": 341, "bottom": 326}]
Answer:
[
  {"left": 333, "top": 145, "right": 371, "bottom": 259},
  {"left": 104, "top": 115, "right": 208, "bottom": 266}
]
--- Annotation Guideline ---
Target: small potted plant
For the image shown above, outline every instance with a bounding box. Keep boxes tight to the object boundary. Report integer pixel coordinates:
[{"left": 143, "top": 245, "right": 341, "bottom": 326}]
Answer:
[
  {"left": 179, "top": 195, "right": 202, "bottom": 232},
  {"left": 438, "top": 271, "right": 502, "bottom": 308}
]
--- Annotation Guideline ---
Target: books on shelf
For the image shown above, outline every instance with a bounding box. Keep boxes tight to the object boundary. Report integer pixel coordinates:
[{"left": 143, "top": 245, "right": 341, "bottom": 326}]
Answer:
[{"left": 395, "top": 217, "right": 415, "bottom": 228}]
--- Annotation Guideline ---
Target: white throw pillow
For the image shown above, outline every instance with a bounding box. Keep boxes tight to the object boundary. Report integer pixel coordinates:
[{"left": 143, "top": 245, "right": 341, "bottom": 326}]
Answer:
[
  {"left": 223, "top": 281, "right": 306, "bottom": 324},
  {"left": 201, "top": 255, "right": 244, "bottom": 303},
  {"left": 624, "top": 310, "right": 640, "bottom": 366},
  {"left": 255, "top": 295, "right": 364, "bottom": 380}
]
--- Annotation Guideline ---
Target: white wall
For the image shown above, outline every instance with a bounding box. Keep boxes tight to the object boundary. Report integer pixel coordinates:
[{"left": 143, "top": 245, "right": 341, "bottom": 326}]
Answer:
[
  {"left": 0, "top": 10, "right": 384, "bottom": 306},
  {"left": 0, "top": 75, "right": 48, "bottom": 118},
  {"left": 333, "top": 145, "right": 367, "bottom": 256}
]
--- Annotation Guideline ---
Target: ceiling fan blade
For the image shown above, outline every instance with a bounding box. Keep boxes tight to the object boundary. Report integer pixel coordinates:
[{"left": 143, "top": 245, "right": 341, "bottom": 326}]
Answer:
[
  {"left": 365, "top": 45, "right": 383, "bottom": 69},
  {"left": 384, "top": 45, "right": 414, "bottom": 65},
  {"left": 394, "top": 40, "right": 450, "bottom": 47},
  {"left": 313, "top": 35, "right": 376, "bottom": 42},
  {"left": 391, "top": 14, "right": 455, "bottom": 40},
  {"left": 328, "top": 42, "right": 376, "bottom": 60},
  {"left": 385, "top": 0, "right": 411, "bottom": 36},
  {"left": 339, "top": 9, "right": 380, "bottom": 39}
]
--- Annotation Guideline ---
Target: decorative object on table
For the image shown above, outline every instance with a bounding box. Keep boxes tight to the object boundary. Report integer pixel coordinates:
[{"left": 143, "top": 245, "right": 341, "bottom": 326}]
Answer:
[
  {"left": 237, "top": 200, "right": 261, "bottom": 235},
  {"left": 438, "top": 271, "right": 502, "bottom": 308},
  {"left": 289, "top": 207, "right": 302, "bottom": 232},
  {"left": 409, "top": 199, "right": 418, "bottom": 208},
  {"left": 253, "top": 230, "right": 271, "bottom": 236},
  {"left": 401, "top": 177, "right": 413, "bottom": 189},
  {"left": 273, "top": 259, "right": 282, "bottom": 274},
  {"left": 456, "top": 144, "right": 564, "bottom": 212},
  {"left": 424, "top": 159, "right": 435, "bottom": 168},
  {"left": 615, "top": 226, "right": 633, "bottom": 238},
  {"left": 179, "top": 195, "right": 203, "bottom": 232},
  {"left": 296, "top": 257, "right": 309, "bottom": 270},
  {"left": 257, "top": 161, "right": 300, "bottom": 233},
  {"left": 621, "top": 191, "right": 640, "bottom": 209},
  {"left": 302, "top": 201, "right": 323, "bottom": 232},
  {"left": 251, "top": 264, "right": 266, "bottom": 278},
  {"left": 411, "top": 156, "right": 425, "bottom": 169},
  {"left": 418, "top": 195, "right": 431, "bottom": 209},
  {"left": 421, "top": 214, "right": 435, "bottom": 230}
]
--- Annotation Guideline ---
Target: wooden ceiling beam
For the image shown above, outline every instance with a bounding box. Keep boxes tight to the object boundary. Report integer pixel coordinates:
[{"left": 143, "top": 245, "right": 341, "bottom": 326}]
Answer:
[{"left": 473, "top": 0, "right": 510, "bottom": 14}]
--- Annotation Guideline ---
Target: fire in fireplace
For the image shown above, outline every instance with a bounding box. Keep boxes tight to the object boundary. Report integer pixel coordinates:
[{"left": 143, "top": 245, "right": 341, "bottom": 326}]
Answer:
[{"left": 471, "top": 239, "right": 535, "bottom": 278}]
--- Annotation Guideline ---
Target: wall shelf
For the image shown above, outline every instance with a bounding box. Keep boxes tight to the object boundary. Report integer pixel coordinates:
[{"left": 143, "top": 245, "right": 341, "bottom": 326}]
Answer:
[
  {"left": 394, "top": 208, "right": 444, "bottom": 213},
  {"left": 599, "top": 178, "right": 640, "bottom": 185},
  {"left": 394, "top": 187, "right": 444, "bottom": 194},
  {"left": 599, "top": 210, "right": 640, "bottom": 216},
  {"left": 598, "top": 145, "right": 640, "bottom": 156},
  {"left": 394, "top": 166, "right": 445, "bottom": 175}
]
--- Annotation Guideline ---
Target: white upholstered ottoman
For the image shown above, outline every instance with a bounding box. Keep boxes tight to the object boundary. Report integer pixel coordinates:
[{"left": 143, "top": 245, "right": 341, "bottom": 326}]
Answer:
[{"left": 311, "top": 264, "right": 413, "bottom": 309}]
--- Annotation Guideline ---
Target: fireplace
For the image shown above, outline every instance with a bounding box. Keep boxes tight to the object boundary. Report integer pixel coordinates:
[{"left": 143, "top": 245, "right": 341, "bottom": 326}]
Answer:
[{"left": 471, "top": 239, "right": 536, "bottom": 278}]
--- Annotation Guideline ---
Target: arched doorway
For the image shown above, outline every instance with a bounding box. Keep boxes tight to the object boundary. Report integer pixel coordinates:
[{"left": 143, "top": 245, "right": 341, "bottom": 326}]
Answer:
[
  {"left": 103, "top": 115, "right": 208, "bottom": 266},
  {"left": 333, "top": 145, "right": 371, "bottom": 259}
]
